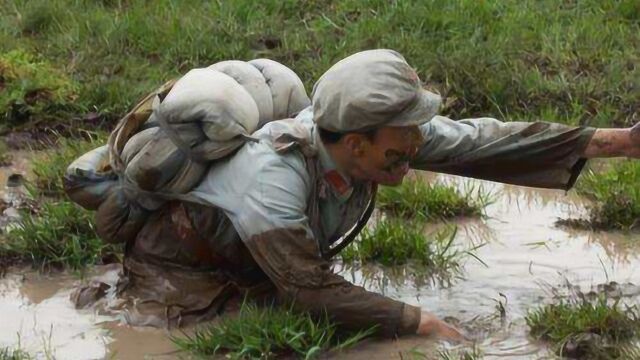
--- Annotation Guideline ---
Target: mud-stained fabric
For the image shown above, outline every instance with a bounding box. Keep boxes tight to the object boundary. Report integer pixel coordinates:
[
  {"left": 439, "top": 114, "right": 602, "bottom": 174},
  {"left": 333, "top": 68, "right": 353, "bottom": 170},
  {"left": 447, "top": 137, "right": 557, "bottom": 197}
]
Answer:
[
  {"left": 75, "top": 109, "right": 596, "bottom": 336},
  {"left": 413, "top": 116, "right": 596, "bottom": 190},
  {"left": 72, "top": 258, "right": 239, "bottom": 328},
  {"left": 73, "top": 203, "right": 273, "bottom": 328},
  {"left": 189, "top": 126, "right": 419, "bottom": 335},
  {"left": 245, "top": 228, "right": 421, "bottom": 336},
  {"left": 113, "top": 256, "right": 236, "bottom": 328}
]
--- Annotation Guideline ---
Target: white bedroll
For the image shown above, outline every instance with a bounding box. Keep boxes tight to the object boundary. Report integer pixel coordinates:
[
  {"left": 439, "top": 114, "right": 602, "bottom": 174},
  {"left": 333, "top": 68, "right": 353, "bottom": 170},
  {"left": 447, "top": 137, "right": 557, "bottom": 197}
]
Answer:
[{"left": 65, "top": 59, "right": 310, "bottom": 243}]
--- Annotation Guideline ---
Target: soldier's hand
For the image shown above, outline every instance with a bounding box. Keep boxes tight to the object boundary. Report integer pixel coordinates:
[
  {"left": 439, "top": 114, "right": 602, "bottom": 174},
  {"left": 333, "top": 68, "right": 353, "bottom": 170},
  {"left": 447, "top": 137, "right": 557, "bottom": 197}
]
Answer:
[{"left": 416, "top": 311, "right": 466, "bottom": 342}]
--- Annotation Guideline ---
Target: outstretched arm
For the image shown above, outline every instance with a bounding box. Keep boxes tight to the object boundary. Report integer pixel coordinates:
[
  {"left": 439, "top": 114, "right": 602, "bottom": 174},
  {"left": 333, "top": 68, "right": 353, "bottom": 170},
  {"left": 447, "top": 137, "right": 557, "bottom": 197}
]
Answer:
[{"left": 411, "top": 116, "right": 597, "bottom": 190}]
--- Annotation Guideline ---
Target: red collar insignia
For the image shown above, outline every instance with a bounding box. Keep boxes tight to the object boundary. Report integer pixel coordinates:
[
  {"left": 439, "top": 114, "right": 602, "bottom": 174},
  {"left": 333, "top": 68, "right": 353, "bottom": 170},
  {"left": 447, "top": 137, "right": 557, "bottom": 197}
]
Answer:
[{"left": 324, "top": 170, "right": 351, "bottom": 196}]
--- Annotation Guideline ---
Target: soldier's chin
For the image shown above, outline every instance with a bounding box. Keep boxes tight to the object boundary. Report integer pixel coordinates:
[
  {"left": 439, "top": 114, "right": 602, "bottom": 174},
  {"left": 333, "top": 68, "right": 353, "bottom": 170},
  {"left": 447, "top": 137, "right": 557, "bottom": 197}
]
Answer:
[{"left": 373, "top": 170, "right": 407, "bottom": 186}]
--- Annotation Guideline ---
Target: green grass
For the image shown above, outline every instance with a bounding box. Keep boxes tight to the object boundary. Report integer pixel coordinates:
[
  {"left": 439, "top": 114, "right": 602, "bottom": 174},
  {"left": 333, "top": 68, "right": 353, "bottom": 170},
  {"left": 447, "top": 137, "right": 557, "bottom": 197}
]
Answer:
[
  {"left": 0, "top": 199, "right": 118, "bottom": 270},
  {"left": 526, "top": 294, "right": 640, "bottom": 359},
  {"left": 0, "top": 49, "right": 79, "bottom": 133},
  {"left": 437, "top": 346, "right": 483, "bottom": 360},
  {"left": 377, "top": 179, "right": 491, "bottom": 219},
  {"left": 0, "top": 348, "right": 30, "bottom": 360},
  {"left": 574, "top": 160, "right": 640, "bottom": 230},
  {"left": 1, "top": 1, "right": 640, "bottom": 130},
  {"left": 31, "top": 132, "right": 107, "bottom": 197},
  {"left": 0, "top": 132, "right": 114, "bottom": 271},
  {"left": 172, "top": 301, "right": 375, "bottom": 359},
  {"left": 341, "top": 218, "right": 483, "bottom": 280}
]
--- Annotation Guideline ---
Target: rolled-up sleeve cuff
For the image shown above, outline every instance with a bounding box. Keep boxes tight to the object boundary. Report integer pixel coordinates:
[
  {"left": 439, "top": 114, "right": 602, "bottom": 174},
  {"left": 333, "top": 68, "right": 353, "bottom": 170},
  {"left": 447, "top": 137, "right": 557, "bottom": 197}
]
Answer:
[
  {"left": 398, "top": 303, "right": 421, "bottom": 335},
  {"left": 564, "top": 126, "right": 596, "bottom": 191}
]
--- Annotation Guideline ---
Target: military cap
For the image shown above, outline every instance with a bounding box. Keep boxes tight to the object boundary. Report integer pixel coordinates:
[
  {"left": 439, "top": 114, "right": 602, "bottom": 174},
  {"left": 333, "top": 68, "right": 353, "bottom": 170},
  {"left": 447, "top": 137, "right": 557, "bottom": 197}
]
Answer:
[{"left": 312, "top": 49, "right": 441, "bottom": 132}]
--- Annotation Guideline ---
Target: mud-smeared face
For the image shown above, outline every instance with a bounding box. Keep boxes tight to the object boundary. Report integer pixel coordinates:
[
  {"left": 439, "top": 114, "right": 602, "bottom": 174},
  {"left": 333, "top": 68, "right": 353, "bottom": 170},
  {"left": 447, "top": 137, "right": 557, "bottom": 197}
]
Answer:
[{"left": 345, "top": 126, "right": 424, "bottom": 186}]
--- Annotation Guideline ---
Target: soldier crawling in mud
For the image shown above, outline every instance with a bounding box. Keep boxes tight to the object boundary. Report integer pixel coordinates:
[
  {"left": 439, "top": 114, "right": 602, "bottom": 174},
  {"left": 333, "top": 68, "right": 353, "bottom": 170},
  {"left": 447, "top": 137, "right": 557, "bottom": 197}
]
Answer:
[{"left": 65, "top": 49, "right": 640, "bottom": 341}]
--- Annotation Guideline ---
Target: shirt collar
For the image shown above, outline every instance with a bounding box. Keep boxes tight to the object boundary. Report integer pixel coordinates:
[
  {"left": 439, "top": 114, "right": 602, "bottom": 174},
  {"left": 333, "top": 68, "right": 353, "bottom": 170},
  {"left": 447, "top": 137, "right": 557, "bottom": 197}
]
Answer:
[{"left": 314, "top": 127, "right": 353, "bottom": 202}]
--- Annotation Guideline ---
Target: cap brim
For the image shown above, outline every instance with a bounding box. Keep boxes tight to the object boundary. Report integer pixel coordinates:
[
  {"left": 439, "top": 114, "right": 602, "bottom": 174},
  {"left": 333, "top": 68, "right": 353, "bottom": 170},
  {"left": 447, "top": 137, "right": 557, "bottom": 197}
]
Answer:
[{"left": 386, "top": 89, "right": 441, "bottom": 127}]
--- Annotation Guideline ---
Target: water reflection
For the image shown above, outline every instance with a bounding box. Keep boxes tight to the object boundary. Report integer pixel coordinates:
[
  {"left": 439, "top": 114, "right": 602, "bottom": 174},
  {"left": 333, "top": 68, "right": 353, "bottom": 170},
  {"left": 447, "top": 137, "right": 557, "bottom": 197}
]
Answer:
[
  {"left": 0, "top": 272, "right": 113, "bottom": 359},
  {"left": 0, "top": 170, "right": 638, "bottom": 358},
  {"left": 336, "top": 262, "right": 462, "bottom": 297},
  {"left": 339, "top": 173, "right": 640, "bottom": 358},
  {"left": 574, "top": 229, "right": 640, "bottom": 265}
]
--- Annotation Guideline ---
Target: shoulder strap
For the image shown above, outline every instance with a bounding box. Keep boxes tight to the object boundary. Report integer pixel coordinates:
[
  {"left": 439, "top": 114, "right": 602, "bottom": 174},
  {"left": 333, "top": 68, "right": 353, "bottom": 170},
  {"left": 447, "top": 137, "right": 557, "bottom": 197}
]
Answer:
[
  {"left": 108, "top": 79, "right": 177, "bottom": 174},
  {"left": 322, "top": 185, "right": 377, "bottom": 260}
]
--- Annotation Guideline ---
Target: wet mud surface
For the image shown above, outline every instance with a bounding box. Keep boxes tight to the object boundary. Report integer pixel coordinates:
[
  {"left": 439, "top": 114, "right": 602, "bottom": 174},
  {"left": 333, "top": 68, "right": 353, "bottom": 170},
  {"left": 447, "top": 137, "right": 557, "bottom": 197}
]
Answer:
[{"left": 1, "top": 160, "right": 639, "bottom": 359}]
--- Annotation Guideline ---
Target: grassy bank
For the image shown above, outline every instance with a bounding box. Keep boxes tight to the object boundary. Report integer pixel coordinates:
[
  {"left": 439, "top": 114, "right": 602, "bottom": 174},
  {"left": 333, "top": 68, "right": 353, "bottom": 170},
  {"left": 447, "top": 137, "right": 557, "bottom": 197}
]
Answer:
[
  {"left": 173, "top": 302, "right": 374, "bottom": 359},
  {"left": 526, "top": 293, "right": 640, "bottom": 359},
  {"left": 570, "top": 161, "right": 640, "bottom": 230},
  {"left": 1, "top": 0, "right": 639, "bottom": 133}
]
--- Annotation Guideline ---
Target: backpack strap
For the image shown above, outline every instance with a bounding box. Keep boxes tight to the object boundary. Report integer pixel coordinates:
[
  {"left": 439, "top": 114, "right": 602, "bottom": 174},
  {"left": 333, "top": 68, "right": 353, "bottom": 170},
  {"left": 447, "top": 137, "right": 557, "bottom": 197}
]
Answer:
[
  {"left": 108, "top": 78, "right": 177, "bottom": 174},
  {"left": 152, "top": 95, "right": 208, "bottom": 164},
  {"left": 322, "top": 184, "right": 377, "bottom": 260}
]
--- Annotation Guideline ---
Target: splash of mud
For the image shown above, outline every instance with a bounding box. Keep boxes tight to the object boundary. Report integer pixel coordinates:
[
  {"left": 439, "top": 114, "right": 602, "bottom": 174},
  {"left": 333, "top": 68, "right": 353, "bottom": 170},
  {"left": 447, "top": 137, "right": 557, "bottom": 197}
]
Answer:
[
  {"left": 0, "top": 171, "right": 639, "bottom": 359},
  {"left": 0, "top": 272, "right": 113, "bottom": 359}
]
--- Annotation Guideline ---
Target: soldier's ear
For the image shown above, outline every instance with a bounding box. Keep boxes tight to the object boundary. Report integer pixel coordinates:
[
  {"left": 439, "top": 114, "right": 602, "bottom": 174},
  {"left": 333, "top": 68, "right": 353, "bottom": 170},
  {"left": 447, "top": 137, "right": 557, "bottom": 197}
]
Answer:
[{"left": 342, "top": 133, "right": 369, "bottom": 157}]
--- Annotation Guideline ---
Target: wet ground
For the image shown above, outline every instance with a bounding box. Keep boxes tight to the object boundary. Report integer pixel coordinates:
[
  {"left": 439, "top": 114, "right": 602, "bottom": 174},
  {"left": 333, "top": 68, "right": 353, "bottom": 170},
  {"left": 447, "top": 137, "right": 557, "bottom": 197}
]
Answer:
[
  {"left": 341, "top": 175, "right": 640, "bottom": 358},
  {"left": 1, "top": 156, "right": 639, "bottom": 359}
]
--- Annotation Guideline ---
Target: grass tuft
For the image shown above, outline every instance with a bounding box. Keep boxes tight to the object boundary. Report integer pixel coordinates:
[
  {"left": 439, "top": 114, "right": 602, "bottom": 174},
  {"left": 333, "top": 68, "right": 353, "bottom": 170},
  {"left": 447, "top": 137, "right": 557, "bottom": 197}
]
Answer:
[
  {"left": 173, "top": 301, "right": 375, "bottom": 359},
  {"left": 526, "top": 293, "right": 640, "bottom": 359},
  {"left": 341, "top": 218, "right": 483, "bottom": 282},
  {"left": 31, "top": 132, "right": 106, "bottom": 197},
  {"left": 377, "top": 179, "right": 491, "bottom": 219},
  {"left": 574, "top": 161, "right": 640, "bottom": 230},
  {"left": 0, "top": 49, "right": 79, "bottom": 133},
  {"left": 0, "top": 199, "right": 118, "bottom": 270},
  {"left": 19, "top": 2, "right": 62, "bottom": 36},
  {"left": 0, "top": 132, "right": 113, "bottom": 271},
  {"left": 0, "top": 348, "right": 30, "bottom": 360}
]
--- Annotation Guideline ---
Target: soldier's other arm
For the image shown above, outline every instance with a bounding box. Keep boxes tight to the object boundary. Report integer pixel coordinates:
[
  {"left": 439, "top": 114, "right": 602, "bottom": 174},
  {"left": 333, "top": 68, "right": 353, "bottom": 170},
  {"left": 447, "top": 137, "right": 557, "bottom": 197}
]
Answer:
[
  {"left": 226, "top": 154, "right": 458, "bottom": 338},
  {"left": 234, "top": 155, "right": 420, "bottom": 336},
  {"left": 411, "top": 116, "right": 597, "bottom": 190}
]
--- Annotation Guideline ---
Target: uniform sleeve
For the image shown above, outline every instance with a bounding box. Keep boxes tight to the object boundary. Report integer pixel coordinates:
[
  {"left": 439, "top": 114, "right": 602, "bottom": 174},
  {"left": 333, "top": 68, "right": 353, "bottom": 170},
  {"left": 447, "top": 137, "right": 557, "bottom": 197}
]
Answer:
[
  {"left": 411, "top": 116, "right": 596, "bottom": 190},
  {"left": 228, "top": 154, "right": 421, "bottom": 337}
]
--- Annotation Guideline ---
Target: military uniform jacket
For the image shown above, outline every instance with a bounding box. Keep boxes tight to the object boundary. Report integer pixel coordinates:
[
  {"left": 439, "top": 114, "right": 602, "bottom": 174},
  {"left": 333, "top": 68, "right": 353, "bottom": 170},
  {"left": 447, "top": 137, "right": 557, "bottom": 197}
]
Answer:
[{"left": 123, "top": 107, "right": 595, "bottom": 335}]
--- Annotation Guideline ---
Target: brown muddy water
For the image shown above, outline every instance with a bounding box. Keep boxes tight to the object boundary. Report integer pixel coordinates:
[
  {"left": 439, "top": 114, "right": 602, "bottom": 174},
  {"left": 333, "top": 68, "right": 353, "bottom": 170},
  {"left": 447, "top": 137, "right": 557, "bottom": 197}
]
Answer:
[{"left": 1, "top": 155, "right": 639, "bottom": 359}]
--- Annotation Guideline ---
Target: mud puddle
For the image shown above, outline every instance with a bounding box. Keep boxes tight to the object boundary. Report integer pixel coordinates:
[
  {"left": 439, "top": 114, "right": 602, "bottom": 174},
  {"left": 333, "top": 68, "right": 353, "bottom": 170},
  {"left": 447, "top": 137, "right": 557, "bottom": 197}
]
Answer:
[
  {"left": 0, "top": 169, "right": 639, "bottom": 359},
  {"left": 0, "top": 271, "right": 113, "bottom": 359},
  {"left": 0, "top": 267, "right": 189, "bottom": 360},
  {"left": 339, "top": 174, "right": 640, "bottom": 358}
]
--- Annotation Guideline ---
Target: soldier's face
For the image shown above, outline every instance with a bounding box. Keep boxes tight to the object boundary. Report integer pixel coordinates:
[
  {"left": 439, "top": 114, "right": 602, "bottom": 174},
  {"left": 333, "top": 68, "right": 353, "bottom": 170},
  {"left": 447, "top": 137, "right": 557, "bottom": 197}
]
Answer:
[{"left": 348, "top": 126, "right": 424, "bottom": 186}]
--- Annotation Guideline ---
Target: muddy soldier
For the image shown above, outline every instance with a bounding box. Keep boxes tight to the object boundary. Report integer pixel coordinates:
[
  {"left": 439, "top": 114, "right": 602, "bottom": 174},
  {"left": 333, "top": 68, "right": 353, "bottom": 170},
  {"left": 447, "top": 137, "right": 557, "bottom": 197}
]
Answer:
[{"left": 69, "top": 49, "right": 640, "bottom": 340}]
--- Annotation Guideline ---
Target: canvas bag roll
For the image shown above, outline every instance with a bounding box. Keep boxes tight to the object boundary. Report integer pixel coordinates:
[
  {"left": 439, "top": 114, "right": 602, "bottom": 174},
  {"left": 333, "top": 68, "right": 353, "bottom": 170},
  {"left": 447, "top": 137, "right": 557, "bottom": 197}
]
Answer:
[{"left": 64, "top": 59, "right": 310, "bottom": 243}]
